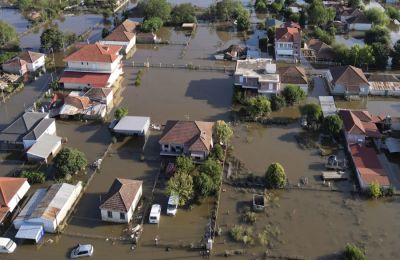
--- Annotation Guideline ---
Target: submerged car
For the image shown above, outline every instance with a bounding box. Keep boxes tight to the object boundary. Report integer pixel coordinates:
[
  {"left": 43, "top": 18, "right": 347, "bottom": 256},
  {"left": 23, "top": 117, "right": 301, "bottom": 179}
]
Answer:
[{"left": 70, "top": 244, "right": 94, "bottom": 258}]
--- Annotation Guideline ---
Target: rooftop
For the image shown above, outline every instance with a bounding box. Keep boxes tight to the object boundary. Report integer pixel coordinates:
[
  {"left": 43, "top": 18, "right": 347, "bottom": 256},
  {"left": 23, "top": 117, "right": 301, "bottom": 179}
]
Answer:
[
  {"left": 339, "top": 110, "right": 382, "bottom": 138},
  {"left": 113, "top": 116, "right": 150, "bottom": 133},
  {"left": 59, "top": 71, "right": 112, "bottom": 88},
  {"left": 368, "top": 74, "right": 400, "bottom": 92},
  {"left": 235, "top": 59, "right": 279, "bottom": 82},
  {"left": 319, "top": 96, "right": 337, "bottom": 118},
  {"left": 275, "top": 27, "right": 300, "bottom": 42},
  {"left": 278, "top": 66, "right": 307, "bottom": 85},
  {"left": 63, "top": 43, "right": 122, "bottom": 63},
  {"left": 329, "top": 65, "right": 368, "bottom": 92}
]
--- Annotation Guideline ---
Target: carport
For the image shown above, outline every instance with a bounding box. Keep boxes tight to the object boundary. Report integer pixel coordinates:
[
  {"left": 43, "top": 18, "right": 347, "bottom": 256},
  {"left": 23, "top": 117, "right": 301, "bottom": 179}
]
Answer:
[
  {"left": 15, "top": 224, "right": 44, "bottom": 243},
  {"left": 113, "top": 116, "right": 150, "bottom": 136}
]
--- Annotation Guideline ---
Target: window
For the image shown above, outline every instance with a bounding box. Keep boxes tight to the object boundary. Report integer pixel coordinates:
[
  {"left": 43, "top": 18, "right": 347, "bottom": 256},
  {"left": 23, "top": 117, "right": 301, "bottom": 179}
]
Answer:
[
  {"left": 107, "top": 211, "right": 112, "bottom": 218},
  {"left": 81, "top": 62, "right": 84, "bottom": 65},
  {"left": 120, "top": 212, "right": 125, "bottom": 220},
  {"left": 269, "top": 83, "right": 273, "bottom": 90}
]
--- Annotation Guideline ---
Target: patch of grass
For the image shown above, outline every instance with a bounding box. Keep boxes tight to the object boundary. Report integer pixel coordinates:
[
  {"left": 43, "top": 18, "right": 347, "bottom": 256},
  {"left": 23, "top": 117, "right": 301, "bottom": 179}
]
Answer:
[{"left": 229, "top": 225, "right": 254, "bottom": 245}]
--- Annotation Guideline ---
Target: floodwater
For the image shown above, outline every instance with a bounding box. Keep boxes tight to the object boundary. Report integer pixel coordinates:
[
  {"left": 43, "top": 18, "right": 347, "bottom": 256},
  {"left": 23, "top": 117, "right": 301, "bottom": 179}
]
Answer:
[
  {"left": 0, "top": 8, "right": 30, "bottom": 33},
  {"left": 335, "top": 97, "right": 400, "bottom": 117},
  {"left": 167, "top": 0, "right": 251, "bottom": 7},
  {"left": 335, "top": 32, "right": 365, "bottom": 47}
]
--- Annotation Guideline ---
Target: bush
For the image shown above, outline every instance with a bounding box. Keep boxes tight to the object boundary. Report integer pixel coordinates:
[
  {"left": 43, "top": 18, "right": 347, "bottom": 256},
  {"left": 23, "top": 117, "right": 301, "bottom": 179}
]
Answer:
[
  {"left": 244, "top": 95, "right": 271, "bottom": 120},
  {"left": 170, "top": 3, "right": 196, "bottom": 25},
  {"left": 343, "top": 243, "right": 365, "bottom": 260},
  {"left": 53, "top": 147, "right": 87, "bottom": 179},
  {"left": 141, "top": 17, "right": 163, "bottom": 33},
  {"left": 166, "top": 170, "right": 194, "bottom": 206},
  {"left": 214, "top": 120, "right": 233, "bottom": 145},
  {"left": 271, "top": 94, "right": 286, "bottom": 111},
  {"left": 265, "top": 162, "right": 287, "bottom": 189},
  {"left": 21, "top": 171, "right": 46, "bottom": 184},
  {"left": 368, "top": 181, "right": 382, "bottom": 199},
  {"left": 281, "top": 84, "right": 306, "bottom": 106},
  {"left": 114, "top": 107, "right": 128, "bottom": 120},
  {"left": 242, "top": 211, "right": 257, "bottom": 224},
  {"left": 211, "top": 144, "right": 224, "bottom": 161},
  {"left": 229, "top": 225, "right": 254, "bottom": 245},
  {"left": 322, "top": 115, "right": 343, "bottom": 136}
]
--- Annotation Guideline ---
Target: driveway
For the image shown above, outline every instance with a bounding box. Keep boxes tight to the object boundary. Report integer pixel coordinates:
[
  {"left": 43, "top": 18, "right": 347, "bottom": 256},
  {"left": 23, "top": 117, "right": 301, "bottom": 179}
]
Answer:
[
  {"left": 0, "top": 72, "right": 52, "bottom": 130},
  {"left": 308, "top": 76, "right": 330, "bottom": 102}
]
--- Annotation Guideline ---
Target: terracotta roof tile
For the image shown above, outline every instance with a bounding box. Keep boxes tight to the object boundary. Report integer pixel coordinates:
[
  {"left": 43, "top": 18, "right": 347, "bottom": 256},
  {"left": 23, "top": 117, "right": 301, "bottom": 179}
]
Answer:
[
  {"left": 59, "top": 71, "right": 112, "bottom": 88},
  {"left": 99, "top": 178, "right": 142, "bottom": 212},
  {"left": 104, "top": 30, "right": 136, "bottom": 42},
  {"left": 63, "top": 43, "right": 122, "bottom": 63},
  {"left": 275, "top": 27, "right": 300, "bottom": 42},
  {"left": 278, "top": 66, "right": 307, "bottom": 85},
  {"left": 19, "top": 50, "right": 45, "bottom": 63},
  {"left": 0, "top": 177, "right": 28, "bottom": 207},
  {"left": 329, "top": 65, "right": 368, "bottom": 92},
  {"left": 64, "top": 95, "right": 91, "bottom": 109},
  {"left": 339, "top": 110, "right": 381, "bottom": 138}
]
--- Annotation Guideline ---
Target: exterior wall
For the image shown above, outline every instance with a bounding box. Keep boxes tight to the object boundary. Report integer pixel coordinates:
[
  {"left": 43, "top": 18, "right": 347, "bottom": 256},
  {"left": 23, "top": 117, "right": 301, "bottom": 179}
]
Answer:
[
  {"left": 2, "top": 63, "right": 27, "bottom": 76},
  {"left": 7, "top": 181, "right": 30, "bottom": 213},
  {"left": 275, "top": 41, "right": 301, "bottom": 61},
  {"left": 359, "top": 83, "right": 369, "bottom": 95},
  {"left": 190, "top": 151, "right": 206, "bottom": 160},
  {"left": 348, "top": 23, "right": 372, "bottom": 31},
  {"left": 66, "top": 56, "right": 122, "bottom": 73},
  {"left": 99, "top": 39, "right": 136, "bottom": 54},
  {"left": 259, "top": 81, "right": 280, "bottom": 95},
  {"left": 23, "top": 139, "right": 36, "bottom": 150},
  {"left": 27, "top": 140, "right": 62, "bottom": 163},
  {"left": 105, "top": 91, "right": 114, "bottom": 107},
  {"left": 369, "top": 88, "right": 400, "bottom": 96},
  {"left": 160, "top": 143, "right": 184, "bottom": 154},
  {"left": 331, "top": 83, "right": 346, "bottom": 95},
  {"left": 27, "top": 56, "right": 45, "bottom": 72},
  {"left": 45, "top": 121, "right": 57, "bottom": 136},
  {"left": 345, "top": 132, "right": 365, "bottom": 144}
]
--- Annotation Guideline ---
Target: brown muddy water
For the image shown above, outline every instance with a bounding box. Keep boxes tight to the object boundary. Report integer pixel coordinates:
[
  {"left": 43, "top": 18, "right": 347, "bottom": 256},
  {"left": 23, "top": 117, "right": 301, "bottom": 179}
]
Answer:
[{"left": 334, "top": 97, "right": 400, "bottom": 117}]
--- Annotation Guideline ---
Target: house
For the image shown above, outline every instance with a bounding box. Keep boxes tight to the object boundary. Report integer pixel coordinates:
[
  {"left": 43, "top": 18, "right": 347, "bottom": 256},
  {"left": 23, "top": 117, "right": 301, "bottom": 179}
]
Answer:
[
  {"left": 112, "top": 116, "right": 150, "bottom": 136},
  {"left": 339, "top": 110, "right": 382, "bottom": 144},
  {"left": 234, "top": 59, "right": 280, "bottom": 95},
  {"left": 99, "top": 178, "right": 143, "bottom": 223},
  {"left": 100, "top": 20, "right": 139, "bottom": 54},
  {"left": 2, "top": 51, "right": 45, "bottom": 76},
  {"left": 26, "top": 134, "right": 62, "bottom": 163},
  {"left": 368, "top": 74, "right": 400, "bottom": 96},
  {"left": 305, "top": 38, "right": 336, "bottom": 61},
  {"left": 265, "top": 18, "right": 283, "bottom": 28},
  {"left": 337, "top": 7, "right": 363, "bottom": 23},
  {"left": 159, "top": 120, "right": 214, "bottom": 161},
  {"left": 58, "top": 93, "right": 107, "bottom": 119},
  {"left": 326, "top": 65, "right": 369, "bottom": 96},
  {"left": 275, "top": 27, "right": 301, "bottom": 61},
  {"left": 0, "top": 177, "right": 30, "bottom": 224},
  {"left": 278, "top": 66, "right": 308, "bottom": 94},
  {"left": 136, "top": 32, "right": 161, "bottom": 44},
  {"left": 349, "top": 143, "right": 390, "bottom": 190},
  {"left": 282, "top": 21, "right": 301, "bottom": 30},
  {"left": 59, "top": 43, "right": 123, "bottom": 90},
  {"left": 14, "top": 182, "right": 82, "bottom": 233},
  {"left": 346, "top": 13, "right": 372, "bottom": 31},
  {"left": 84, "top": 87, "right": 113, "bottom": 108},
  {"left": 221, "top": 45, "right": 247, "bottom": 61}
]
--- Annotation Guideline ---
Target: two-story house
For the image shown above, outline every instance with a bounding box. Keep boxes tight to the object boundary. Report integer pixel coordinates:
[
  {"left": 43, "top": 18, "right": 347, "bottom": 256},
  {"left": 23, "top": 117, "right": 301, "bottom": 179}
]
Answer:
[
  {"left": 2, "top": 51, "right": 45, "bottom": 76},
  {"left": 100, "top": 20, "right": 138, "bottom": 54},
  {"left": 327, "top": 65, "right": 369, "bottom": 96},
  {"left": 234, "top": 58, "right": 280, "bottom": 95},
  {"left": 274, "top": 27, "right": 301, "bottom": 62},
  {"left": 59, "top": 43, "right": 123, "bottom": 90}
]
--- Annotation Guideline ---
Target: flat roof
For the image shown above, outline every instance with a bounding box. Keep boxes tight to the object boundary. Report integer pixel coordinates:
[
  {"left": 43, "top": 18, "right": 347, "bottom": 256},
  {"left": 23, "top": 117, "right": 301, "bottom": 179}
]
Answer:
[
  {"left": 319, "top": 96, "right": 337, "bottom": 118},
  {"left": 15, "top": 224, "right": 44, "bottom": 242},
  {"left": 113, "top": 116, "right": 150, "bottom": 132},
  {"left": 27, "top": 134, "right": 62, "bottom": 159},
  {"left": 235, "top": 59, "right": 279, "bottom": 82}
]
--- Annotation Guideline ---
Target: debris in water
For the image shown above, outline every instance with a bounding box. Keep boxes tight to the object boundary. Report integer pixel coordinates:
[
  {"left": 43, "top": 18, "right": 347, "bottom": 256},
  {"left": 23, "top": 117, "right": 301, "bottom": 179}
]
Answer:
[{"left": 47, "top": 239, "right": 54, "bottom": 244}]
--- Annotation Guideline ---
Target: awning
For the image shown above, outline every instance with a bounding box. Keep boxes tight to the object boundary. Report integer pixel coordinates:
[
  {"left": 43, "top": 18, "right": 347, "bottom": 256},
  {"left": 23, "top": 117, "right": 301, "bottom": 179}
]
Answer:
[{"left": 16, "top": 225, "right": 44, "bottom": 243}]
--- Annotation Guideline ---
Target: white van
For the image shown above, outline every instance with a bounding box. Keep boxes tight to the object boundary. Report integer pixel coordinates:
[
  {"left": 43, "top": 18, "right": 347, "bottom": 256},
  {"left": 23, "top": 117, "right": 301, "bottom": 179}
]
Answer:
[
  {"left": 149, "top": 204, "right": 161, "bottom": 224},
  {"left": 166, "top": 195, "right": 179, "bottom": 216},
  {"left": 0, "top": 238, "right": 16, "bottom": 253}
]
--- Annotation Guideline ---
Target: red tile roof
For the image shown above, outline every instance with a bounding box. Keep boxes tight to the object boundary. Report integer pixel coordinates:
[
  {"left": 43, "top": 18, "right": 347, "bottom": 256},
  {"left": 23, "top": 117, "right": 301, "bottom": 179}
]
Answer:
[
  {"left": 0, "top": 177, "right": 28, "bottom": 207},
  {"left": 282, "top": 21, "right": 301, "bottom": 29},
  {"left": 339, "top": 110, "right": 381, "bottom": 138},
  {"left": 59, "top": 71, "right": 111, "bottom": 88},
  {"left": 99, "top": 178, "right": 142, "bottom": 212},
  {"left": 64, "top": 95, "right": 91, "bottom": 109},
  {"left": 275, "top": 27, "right": 300, "bottom": 42},
  {"left": 329, "top": 65, "right": 368, "bottom": 92},
  {"left": 104, "top": 30, "right": 136, "bottom": 42},
  {"left": 278, "top": 66, "right": 307, "bottom": 85},
  {"left": 114, "top": 20, "right": 140, "bottom": 33},
  {"left": 3, "top": 57, "right": 27, "bottom": 68},
  {"left": 63, "top": 43, "right": 122, "bottom": 63},
  {"left": 350, "top": 144, "right": 389, "bottom": 186}
]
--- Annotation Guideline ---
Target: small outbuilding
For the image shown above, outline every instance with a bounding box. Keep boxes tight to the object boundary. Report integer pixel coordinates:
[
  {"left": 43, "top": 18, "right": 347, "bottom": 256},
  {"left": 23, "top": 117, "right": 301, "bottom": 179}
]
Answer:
[
  {"left": 15, "top": 224, "right": 44, "bottom": 243},
  {"left": 113, "top": 116, "right": 150, "bottom": 136},
  {"left": 319, "top": 96, "right": 337, "bottom": 118},
  {"left": 26, "top": 134, "right": 62, "bottom": 163}
]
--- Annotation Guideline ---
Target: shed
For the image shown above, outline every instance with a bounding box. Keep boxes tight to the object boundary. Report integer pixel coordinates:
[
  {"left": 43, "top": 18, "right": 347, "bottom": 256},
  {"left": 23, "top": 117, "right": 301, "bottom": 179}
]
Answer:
[
  {"left": 113, "top": 116, "right": 150, "bottom": 136},
  {"left": 26, "top": 134, "right": 62, "bottom": 163},
  {"left": 15, "top": 224, "right": 44, "bottom": 243},
  {"left": 319, "top": 96, "right": 337, "bottom": 118}
]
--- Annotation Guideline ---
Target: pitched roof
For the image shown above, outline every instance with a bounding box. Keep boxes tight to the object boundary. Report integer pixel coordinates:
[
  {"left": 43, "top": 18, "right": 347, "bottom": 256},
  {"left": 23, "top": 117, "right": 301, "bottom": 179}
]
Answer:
[
  {"left": 0, "top": 177, "right": 28, "bottom": 207},
  {"left": 339, "top": 110, "right": 381, "bottom": 138},
  {"left": 114, "top": 19, "right": 139, "bottom": 33},
  {"left": 275, "top": 27, "right": 300, "bottom": 42},
  {"left": 159, "top": 120, "right": 214, "bottom": 152},
  {"left": 2, "top": 57, "right": 27, "bottom": 68},
  {"left": 346, "top": 13, "right": 371, "bottom": 24},
  {"left": 59, "top": 71, "right": 112, "bottom": 88},
  {"left": 64, "top": 95, "right": 91, "bottom": 110},
  {"left": 278, "top": 66, "right": 307, "bottom": 85},
  {"left": 349, "top": 144, "right": 389, "bottom": 186},
  {"left": 84, "top": 87, "right": 112, "bottom": 101},
  {"left": 306, "top": 38, "right": 335, "bottom": 61},
  {"left": 104, "top": 30, "right": 136, "bottom": 42},
  {"left": 63, "top": 43, "right": 122, "bottom": 63},
  {"left": 282, "top": 21, "right": 301, "bottom": 29},
  {"left": 23, "top": 118, "right": 55, "bottom": 141},
  {"left": 329, "top": 65, "right": 368, "bottom": 92},
  {"left": 99, "top": 178, "right": 142, "bottom": 212},
  {"left": 19, "top": 51, "right": 45, "bottom": 63}
]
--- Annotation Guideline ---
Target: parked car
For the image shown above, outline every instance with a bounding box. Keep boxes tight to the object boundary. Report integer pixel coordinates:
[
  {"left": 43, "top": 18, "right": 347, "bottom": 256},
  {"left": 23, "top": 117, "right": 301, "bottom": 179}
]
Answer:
[
  {"left": 166, "top": 195, "right": 179, "bottom": 216},
  {"left": 70, "top": 244, "right": 94, "bottom": 258},
  {"left": 0, "top": 238, "right": 16, "bottom": 253},
  {"left": 149, "top": 204, "right": 161, "bottom": 224}
]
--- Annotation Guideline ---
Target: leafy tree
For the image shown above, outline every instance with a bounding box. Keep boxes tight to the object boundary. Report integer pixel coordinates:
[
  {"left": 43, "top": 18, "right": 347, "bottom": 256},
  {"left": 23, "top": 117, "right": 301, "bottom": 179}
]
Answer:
[
  {"left": 348, "top": 0, "right": 362, "bottom": 8},
  {"left": 53, "top": 147, "right": 87, "bottom": 178},
  {"left": 193, "top": 172, "right": 216, "bottom": 197},
  {"left": 40, "top": 27, "right": 64, "bottom": 51},
  {"left": 211, "top": 144, "right": 224, "bottom": 161},
  {"left": 368, "top": 181, "right": 382, "bottom": 199},
  {"left": 245, "top": 95, "right": 271, "bottom": 120},
  {"left": 0, "top": 21, "right": 18, "bottom": 47},
  {"left": 170, "top": 3, "right": 196, "bottom": 25},
  {"left": 213, "top": 120, "right": 233, "bottom": 145},
  {"left": 299, "top": 10, "right": 307, "bottom": 28},
  {"left": 333, "top": 43, "right": 350, "bottom": 63},
  {"left": 271, "top": 94, "right": 286, "bottom": 111},
  {"left": 322, "top": 115, "right": 343, "bottom": 136},
  {"left": 265, "top": 162, "right": 287, "bottom": 189},
  {"left": 236, "top": 8, "right": 251, "bottom": 31},
  {"left": 166, "top": 170, "right": 193, "bottom": 206},
  {"left": 312, "top": 27, "right": 334, "bottom": 45},
  {"left": 289, "top": 13, "right": 300, "bottom": 23},
  {"left": 281, "top": 84, "right": 306, "bottom": 106},
  {"left": 267, "top": 27, "right": 276, "bottom": 44},
  {"left": 306, "top": 0, "right": 335, "bottom": 26},
  {"left": 347, "top": 45, "right": 375, "bottom": 68},
  {"left": 142, "top": 17, "right": 163, "bottom": 32},
  {"left": 371, "top": 42, "right": 389, "bottom": 70},
  {"left": 255, "top": 0, "right": 267, "bottom": 12},
  {"left": 200, "top": 158, "right": 223, "bottom": 185},
  {"left": 386, "top": 6, "right": 400, "bottom": 21},
  {"left": 102, "top": 28, "right": 110, "bottom": 38},
  {"left": 391, "top": 40, "right": 400, "bottom": 68},
  {"left": 138, "top": 0, "right": 171, "bottom": 21},
  {"left": 364, "top": 26, "right": 390, "bottom": 46},
  {"left": 21, "top": 171, "right": 46, "bottom": 184},
  {"left": 175, "top": 156, "right": 195, "bottom": 174},
  {"left": 270, "top": 0, "right": 284, "bottom": 13},
  {"left": 284, "top": 0, "right": 296, "bottom": 6},
  {"left": 343, "top": 243, "right": 365, "bottom": 260},
  {"left": 114, "top": 107, "right": 128, "bottom": 120},
  {"left": 364, "top": 7, "right": 389, "bottom": 26},
  {"left": 300, "top": 103, "right": 322, "bottom": 125}
]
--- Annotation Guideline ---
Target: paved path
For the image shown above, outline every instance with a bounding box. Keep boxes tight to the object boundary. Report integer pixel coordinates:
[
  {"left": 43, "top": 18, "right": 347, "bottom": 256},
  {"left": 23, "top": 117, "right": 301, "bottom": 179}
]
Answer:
[{"left": 0, "top": 72, "right": 52, "bottom": 130}]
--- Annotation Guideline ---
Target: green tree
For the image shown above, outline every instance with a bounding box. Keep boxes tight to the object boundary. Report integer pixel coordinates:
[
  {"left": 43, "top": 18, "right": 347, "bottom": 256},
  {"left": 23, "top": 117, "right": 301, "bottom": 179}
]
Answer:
[
  {"left": 212, "top": 0, "right": 244, "bottom": 21},
  {"left": 348, "top": 0, "right": 362, "bottom": 8},
  {"left": 365, "top": 7, "right": 389, "bottom": 26},
  {"left": 306, "top": 0, "right": 335, "bottom": 26},
  {"left": 21, "top": 171, "right": 46, "bottom": 184},
  {"left": 371, "top": 42, "right": 389, "bottom": 70},
  {"left": 271, "top": 94, "right": 286, "bottom": 111},
  {"left": 300, "top": 103, "right": 322, "bottom": 125},
  {"left": 53, "top": 147, "right": 87, "bottom": 179},
  {"left": 114, "top": 107, "right": 128, "bottom": 120},
  {"left": 236, "top": 8, "right": 251, "bottom": 31},
  {"left": 170, "top": 3, "right": 196, "bottom": 25},
  {"left": 312, "top": 27, "right": 334, "bottom": 45},
  {"left": 102, "top": 28, "right": 110, "bottom": 38},
  {"left": 322, "top": 115, "right": 343, "bottom": 136},
  {"left": 255, "top": 0, "right": 267, "bottom": 12},
  {"left": 281, "top": 84, "right": 306, "bottom": 106},
  {"left": 365, "top": 26, "right": 390, "bottom": 46},
  {"left": 138, "top": 0, "right": 171, "bottom": 21},
  {"left": 347, "top": 45, "right": 375, "bottom": 68},
  {"left": 343, "top": 243, "right": 365, "bottom": 260},
  {"left": 0, "top": 21, "right": 18, "bottom": 47},
  {"left": 175, "top": 156, "right": 195, "bottom": 173},
  {"left": 333, "top": 43, "right": 350, "bottom": 63},
  {"left": 193, "top": 172, "right": 216, "bottom": 197},
  {"left": 284, "top": 0, "right": 296, "bottom": 6},
  {"left": 391, "top": 40, "right": 400, "bottom": 68},
  {"left": 40, "top": 27, "right": 64, "bottom": 51},
  {"left": 386, "top": 6, "right": 400, "bottom": 21},
  {"left": 200, "top": 158, "right": 223, "bottom": 185},
  {"left": 265, "top": 162, "right": 287, "bottom": 189},
  {"left": 270, "top": 0, "right": 284, "bottom": 13},
  {"left": 210, "top": 144, "right": 224, "bottom": 161},
  {"left": 369, "top": 181, "right": 382, "bottom": 199},
  {"left": 166, "top": 170, "right": 193, "bottom": 206},
  {"left": 245, "top": 95, "right": 271, "bottom": 120},
  {"left": 299, "top": 10, "right": 307, "bottom": 28},
  {"left": 267, "top": 27, "right": 276, "bottom": 44},
  {"left": 213, "top": 120, "right": 233, "bottom": 145},
  {"left": 142, "top": 17, "right": 163, "bottom": 32}
]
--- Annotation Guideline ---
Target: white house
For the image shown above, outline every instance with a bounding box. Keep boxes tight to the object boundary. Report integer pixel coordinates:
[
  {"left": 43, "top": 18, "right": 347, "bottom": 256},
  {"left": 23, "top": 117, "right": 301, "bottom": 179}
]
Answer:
[
  {"left": 14, "top": 182, "right": 82, "bottom": 233},
  {"left": 112, "top": 116, "right": 150, "bottom": 136},
  {"left": 346, "top": 14, "right": 372, "bottom": 31},
  {"left": 99, "top": 179, "right": 143, "bottom": 223},
  {"left": 22, "top": 117, "right": 57, "bottom": 150},
  {"left": 0, "top": 177, "right": 30, "bottom": 224},
  {"left": 275, "top": 27, "right": 301, "bottom": 61},
  {"left": 100, "top": 20, "right": 138, "bottom": 54},
  {"left": 1, "top": 51, "right": 45, "bottom": 76},
  {"left": 327, "top": 65, "right": 369, "bottom": 96}
]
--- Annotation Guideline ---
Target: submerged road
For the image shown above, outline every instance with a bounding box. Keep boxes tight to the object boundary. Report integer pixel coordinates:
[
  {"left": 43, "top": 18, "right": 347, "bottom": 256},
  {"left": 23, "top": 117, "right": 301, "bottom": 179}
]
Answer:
[{"left": 0, "top": 72, "right": 52, "bottom": 130}]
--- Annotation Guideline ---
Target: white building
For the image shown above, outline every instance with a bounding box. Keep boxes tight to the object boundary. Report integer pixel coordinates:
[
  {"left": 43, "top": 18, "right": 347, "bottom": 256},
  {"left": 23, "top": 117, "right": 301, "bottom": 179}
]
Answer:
[
  {"left": 275, "top": 27, "right": 301, "bottom": 61},
  {"left": 1, "top": 51, "right": 45, "bottom": 76},
  {"left": 99, "top": 179, "right": 143, "bottom": 223},
  {"left": 14, "top": 182, "right": 82, "bottom": 233},
  {"left": 100, "top": 20, "right": 138, "bottom": 54},
  {"left": 112, "top": 116, "right": 150, "bottom": 136},
  {"left": 0, "top": 177, "right": 30, "bottom": 224}
]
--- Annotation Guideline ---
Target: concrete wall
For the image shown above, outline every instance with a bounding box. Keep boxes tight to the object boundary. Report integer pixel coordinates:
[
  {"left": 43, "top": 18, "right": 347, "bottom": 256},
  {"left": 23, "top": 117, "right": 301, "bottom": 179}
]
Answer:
[
  {"left": 7, "top": 181, "right": 30, "bottom": 213},
  {"left": 67, "top": 56, "right": 122, "bottom": 73},
  {"left": 27, "top": 56, "right": 45, "bottom": 72}
]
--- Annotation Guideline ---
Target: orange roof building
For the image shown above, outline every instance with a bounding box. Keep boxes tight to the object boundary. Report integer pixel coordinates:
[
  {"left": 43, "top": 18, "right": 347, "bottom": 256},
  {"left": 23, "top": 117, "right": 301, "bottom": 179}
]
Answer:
[{"left": 0, "top": 177, "right": 30, "bottom": 223}]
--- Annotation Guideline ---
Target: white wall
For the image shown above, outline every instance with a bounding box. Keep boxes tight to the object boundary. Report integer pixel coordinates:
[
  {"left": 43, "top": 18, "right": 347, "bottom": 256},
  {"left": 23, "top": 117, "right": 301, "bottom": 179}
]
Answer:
[
  {"left": 7, "top": 181, "right": 30, "bottom": 213},
  {"left": 100, "top": 36, "right": 136, "bottom": 54},
  {"left": 27, "top": 56, "right": 45, "bottom": 72},
  {"left": 349, "top": 23, "right": 372, "bottom": 31},
  {"left": 346, "top": 132, "right": 365, "bottom": 144},
  {"left": 66, "top": 56, "right": 122, "bottom": 73}
]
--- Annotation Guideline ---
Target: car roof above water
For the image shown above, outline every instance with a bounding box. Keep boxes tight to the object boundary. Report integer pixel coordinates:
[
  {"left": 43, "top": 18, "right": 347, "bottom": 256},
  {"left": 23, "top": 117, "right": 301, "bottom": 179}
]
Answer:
[
  {"left": 77, "top": 244, "right": 92, "bottom": 251},
  {"left": 150, "top": 204, "right": 161, "bottom": 214},
  {"left": 0, "top": 237, "right": 13, "bottom": 246},
  {"left": 168, "top": 195, "right": 179, "bottom": 205}
]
